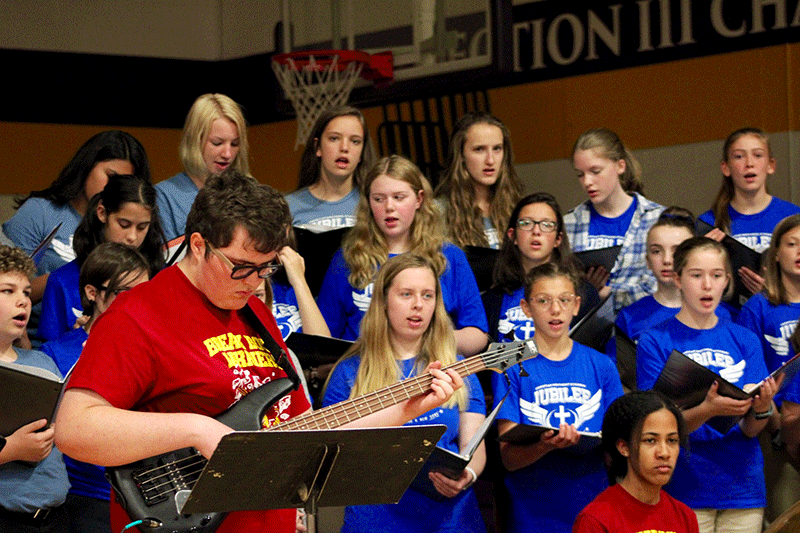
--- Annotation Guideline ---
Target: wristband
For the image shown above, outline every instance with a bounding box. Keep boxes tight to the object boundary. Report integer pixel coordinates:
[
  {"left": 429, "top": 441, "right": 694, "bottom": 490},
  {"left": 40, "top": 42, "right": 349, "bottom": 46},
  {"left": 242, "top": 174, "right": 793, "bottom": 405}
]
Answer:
[
  {"left": 464, "top": 466, "right": 477, "bottom": 486},
  {"left": 753, "top": 404, "right": 774, "bottom": 420}
]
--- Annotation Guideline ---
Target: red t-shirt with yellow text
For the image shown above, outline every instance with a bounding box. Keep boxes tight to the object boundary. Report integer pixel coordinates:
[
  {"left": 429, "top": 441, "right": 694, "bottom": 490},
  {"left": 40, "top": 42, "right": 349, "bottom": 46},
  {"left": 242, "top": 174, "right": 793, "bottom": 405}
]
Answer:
[{"left": 68, "top": 265, "right": 310, "bottom": 532}]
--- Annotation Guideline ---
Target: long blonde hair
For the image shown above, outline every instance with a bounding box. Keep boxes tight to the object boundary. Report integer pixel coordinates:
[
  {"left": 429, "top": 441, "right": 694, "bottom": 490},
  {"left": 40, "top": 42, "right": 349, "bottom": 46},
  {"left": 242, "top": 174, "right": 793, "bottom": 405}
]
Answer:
[
  {"left": 343, "top": 155, "right": 446, "bottom": 289},
  {"left": 435, "top": 113, "right": 522, "bottom": 248},
  {"left": 339, "top": 254, "right": 466, "bottom": 410},
  {"left": 710, "top": 127, "right": 773, "bottom": 234}
]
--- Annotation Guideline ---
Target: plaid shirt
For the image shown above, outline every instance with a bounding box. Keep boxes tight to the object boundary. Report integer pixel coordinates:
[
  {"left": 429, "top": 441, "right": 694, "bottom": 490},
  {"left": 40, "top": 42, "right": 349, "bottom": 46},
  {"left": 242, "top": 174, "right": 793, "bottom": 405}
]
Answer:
[{"left": 565, "top": 193, "right": 664, "bottom": 312}]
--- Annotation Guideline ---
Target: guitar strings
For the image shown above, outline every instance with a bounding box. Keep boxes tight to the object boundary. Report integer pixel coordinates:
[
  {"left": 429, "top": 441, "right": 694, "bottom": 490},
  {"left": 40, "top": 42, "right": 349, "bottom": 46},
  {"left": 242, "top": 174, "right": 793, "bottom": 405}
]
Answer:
[{"left": 131, "top": 343, "right": 533, "bottom": 499}]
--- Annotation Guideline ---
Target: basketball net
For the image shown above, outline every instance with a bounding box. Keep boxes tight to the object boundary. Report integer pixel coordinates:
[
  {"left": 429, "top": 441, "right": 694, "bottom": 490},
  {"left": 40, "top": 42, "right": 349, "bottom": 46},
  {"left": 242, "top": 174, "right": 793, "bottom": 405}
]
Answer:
[{"left": 272, "top": 53, "right": 365, "bottom": 149}]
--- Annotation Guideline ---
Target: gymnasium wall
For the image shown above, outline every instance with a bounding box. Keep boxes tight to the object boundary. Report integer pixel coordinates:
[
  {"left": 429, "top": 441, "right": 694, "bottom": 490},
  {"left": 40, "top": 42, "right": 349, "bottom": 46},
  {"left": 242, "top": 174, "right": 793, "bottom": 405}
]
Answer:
[{"left": 1, "top": 1, "right": 798, "bottom": 225}]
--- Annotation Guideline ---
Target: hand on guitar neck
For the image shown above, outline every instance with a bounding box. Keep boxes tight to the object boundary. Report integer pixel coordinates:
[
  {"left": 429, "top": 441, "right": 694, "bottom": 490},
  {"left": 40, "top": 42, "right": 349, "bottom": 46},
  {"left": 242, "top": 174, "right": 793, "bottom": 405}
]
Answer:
[{"left": 341, "top": 361, "right": 464, "bottom": 430}]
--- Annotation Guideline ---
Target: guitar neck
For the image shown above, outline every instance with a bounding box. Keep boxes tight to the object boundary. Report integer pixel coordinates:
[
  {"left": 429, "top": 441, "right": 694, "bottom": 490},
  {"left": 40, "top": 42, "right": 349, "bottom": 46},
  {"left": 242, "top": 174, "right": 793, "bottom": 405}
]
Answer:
[{"left": 272, "top": 356, "right": 487, "bottom": 432}]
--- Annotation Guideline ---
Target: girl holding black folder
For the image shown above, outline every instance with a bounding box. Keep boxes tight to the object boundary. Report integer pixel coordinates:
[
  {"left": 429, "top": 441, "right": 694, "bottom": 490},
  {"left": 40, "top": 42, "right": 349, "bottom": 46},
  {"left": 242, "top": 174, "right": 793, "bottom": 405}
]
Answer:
[
  {"left": 613, "top": 208, "right": 731, "bottom": 354},
  {"left": 322, "top": 254, "right": 486, "bottom": 533},
  {"left": 434, "top": 112, "right": 521, "bottom": 249},
  {"left": 701, "top": 128, "right": 800, "bottom": 295},
  {"left": 566, "top": 128, "right": 664, "bottom": 312},
  {"left": 493, "top": 262, "right": 623, "bottom": 533},
  {"left": 486, "top": 192, "right": 599, "bottom": 342},
  {"left": 636, "top": 236, "right": 779, "bottom": 533}
]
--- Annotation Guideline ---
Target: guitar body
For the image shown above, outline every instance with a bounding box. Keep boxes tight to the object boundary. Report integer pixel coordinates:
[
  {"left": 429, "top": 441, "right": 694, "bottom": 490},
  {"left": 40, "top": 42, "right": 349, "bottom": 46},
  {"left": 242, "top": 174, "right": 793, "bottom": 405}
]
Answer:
[
  {"left": 106, "top": 377, "right": 296, "bottom": 533},
  {"left": 105, "top": 340, "right": 537, "bottom": 533}
]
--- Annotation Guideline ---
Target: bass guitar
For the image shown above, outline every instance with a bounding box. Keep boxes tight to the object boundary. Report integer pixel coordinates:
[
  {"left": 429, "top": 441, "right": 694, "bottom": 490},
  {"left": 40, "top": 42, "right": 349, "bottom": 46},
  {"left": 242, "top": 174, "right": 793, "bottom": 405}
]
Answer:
[{"left": 107, "top": 340, "right": 537, "bottom": 532}]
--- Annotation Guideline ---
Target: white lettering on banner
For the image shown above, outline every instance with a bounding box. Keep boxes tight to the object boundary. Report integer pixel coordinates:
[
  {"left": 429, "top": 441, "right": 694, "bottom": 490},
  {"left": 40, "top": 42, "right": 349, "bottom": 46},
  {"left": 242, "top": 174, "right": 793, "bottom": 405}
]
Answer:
[{"left": 512, "top": 0, "right": 799, "bottom": 73}]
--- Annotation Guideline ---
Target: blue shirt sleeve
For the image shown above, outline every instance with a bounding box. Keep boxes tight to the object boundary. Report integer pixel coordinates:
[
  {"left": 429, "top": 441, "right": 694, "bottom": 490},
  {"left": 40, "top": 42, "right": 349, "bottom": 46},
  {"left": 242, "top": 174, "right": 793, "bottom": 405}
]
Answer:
[
  {"left": 636, "top": 330, "right": 669, "bottom": 391},
  {"left": 321, "top": 355, "right": 360, "bottom": 407},
  {"left": 317, "top": 249, "right": 352, "bottom": 339},
  {"left": 38, "top": 263, "right": 79, "bottom": 342},
  {"left": 441, "top": 244, "right": 488, "bottom": 332}
]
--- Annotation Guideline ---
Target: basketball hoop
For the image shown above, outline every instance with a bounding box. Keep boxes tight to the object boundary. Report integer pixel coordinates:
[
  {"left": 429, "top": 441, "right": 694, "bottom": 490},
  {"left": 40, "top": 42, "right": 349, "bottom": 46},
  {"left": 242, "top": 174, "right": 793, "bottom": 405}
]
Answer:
[{"left": 272, "top": 50, "right": 393, "bottom": 149}]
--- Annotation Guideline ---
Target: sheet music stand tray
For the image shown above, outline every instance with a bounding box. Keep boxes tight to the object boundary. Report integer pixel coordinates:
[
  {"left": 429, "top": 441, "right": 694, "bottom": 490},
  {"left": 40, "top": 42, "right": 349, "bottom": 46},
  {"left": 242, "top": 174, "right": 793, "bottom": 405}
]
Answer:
[{"left": 180, "top": 425, "right": 446, "bottom": 515}]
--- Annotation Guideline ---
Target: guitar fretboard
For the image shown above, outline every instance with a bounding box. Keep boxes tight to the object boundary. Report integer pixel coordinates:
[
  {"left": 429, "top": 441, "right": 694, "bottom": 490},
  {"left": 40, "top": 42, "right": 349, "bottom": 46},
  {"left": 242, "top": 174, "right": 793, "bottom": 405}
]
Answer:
[{"left": 271, "top": 355, "right": 491, "bottom": 431}]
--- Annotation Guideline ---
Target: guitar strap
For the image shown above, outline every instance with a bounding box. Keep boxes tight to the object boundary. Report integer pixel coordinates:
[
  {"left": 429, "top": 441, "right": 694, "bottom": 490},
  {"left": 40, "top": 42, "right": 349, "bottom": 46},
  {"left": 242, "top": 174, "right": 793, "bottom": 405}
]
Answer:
[{"left": 241, "top": 303, "right": 301, "bottom": 392}]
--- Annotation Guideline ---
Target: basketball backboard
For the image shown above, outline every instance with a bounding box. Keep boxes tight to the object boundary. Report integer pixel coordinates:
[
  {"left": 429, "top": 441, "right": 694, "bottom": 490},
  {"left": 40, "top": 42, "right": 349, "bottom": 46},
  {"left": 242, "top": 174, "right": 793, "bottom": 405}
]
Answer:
[{"left": 278, "top": 0, "right": 493, "bottom": 82}]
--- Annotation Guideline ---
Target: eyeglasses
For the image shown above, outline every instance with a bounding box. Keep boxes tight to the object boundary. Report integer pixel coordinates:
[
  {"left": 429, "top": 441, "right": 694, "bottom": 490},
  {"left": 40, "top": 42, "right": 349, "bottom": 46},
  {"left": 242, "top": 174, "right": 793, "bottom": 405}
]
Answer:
[
  {"left": 529, "top": 293, "right": 576, "bottom": 309},
  {"left": 205, "top": 240, "right": 283, "bottom": 280},
  {"left": 517, "top": 218, "right": 557, "bottom": 233},
  {"left": 97, "top": 285, "right": 132, "bottom": 297}
]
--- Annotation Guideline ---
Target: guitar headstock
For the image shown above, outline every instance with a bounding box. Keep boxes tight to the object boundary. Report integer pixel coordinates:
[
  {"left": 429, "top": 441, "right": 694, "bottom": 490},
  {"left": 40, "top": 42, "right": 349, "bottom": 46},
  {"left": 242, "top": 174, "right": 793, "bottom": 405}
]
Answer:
[{"left": 482, "top": 339, "right": 538, "bottom": 373}]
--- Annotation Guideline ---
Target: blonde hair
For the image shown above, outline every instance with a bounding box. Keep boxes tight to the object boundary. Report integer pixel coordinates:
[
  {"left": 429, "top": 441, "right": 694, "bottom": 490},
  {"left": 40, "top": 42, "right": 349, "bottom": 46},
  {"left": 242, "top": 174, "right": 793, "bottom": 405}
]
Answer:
[
  {"left": 435, "top": 113, "right": 522, "bottom": 247},
  {"left": 343, "top": 155, "right": 447, "bottom": 289},
  {"left": 179, "top": 93, "right": 250, "bottom": 180},
  {"left": 337, "top": 254, "right": 466, "bottom": 410},
  {"left": 572, "top": 128, "right": 643, "bottom": 195},
  {"left": 764, "top": 214, "right": 800, "bottom": 305},
  {"left": 710, "top": 128, "right": 773, "bottom": 234}
]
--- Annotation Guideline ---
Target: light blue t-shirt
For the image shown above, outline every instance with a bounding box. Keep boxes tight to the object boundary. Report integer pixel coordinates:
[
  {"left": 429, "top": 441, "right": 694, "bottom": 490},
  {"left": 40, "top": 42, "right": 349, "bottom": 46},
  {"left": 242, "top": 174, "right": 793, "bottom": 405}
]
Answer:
[
  {"left": 3, "top": 197, "right": 81, "bottom": 275},
  {"left": 285, "top": 187, "right": 358, "bottom": 229},
  {"left": 155, "top": 172, "right": 199, "bottom": 242},
  {"left": 0, "top": 347, "right": 70, "bottom": 512}
]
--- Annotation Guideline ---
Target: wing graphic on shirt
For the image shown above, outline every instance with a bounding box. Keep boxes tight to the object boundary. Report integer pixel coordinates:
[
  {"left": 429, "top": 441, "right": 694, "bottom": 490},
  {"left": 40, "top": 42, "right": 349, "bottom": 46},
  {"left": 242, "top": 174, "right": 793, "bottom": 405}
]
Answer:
[
  {"left": 574, "top": 389, "right": 603, "bottom": 428},
  {"left": 51, "top": 238, "right": 76, "bottom": 262},
  {"left": 353, "top": 283, "right": 374, "bottom": 313},
  {"left": 719, "top": 359, "right": 746, "bottom": 383},
  {"left": 764, "top": 334, "right": 789, "bottom": 357},
  {"left": 520, "top": 399, "right": 548, "bottom": 426}
]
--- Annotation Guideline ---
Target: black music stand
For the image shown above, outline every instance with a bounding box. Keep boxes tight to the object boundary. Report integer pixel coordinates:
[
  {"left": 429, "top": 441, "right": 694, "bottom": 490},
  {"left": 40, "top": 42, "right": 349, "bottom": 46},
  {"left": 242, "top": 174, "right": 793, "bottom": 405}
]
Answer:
[{"left": 180, "top": 425, "right": 446, "bottom": 515}]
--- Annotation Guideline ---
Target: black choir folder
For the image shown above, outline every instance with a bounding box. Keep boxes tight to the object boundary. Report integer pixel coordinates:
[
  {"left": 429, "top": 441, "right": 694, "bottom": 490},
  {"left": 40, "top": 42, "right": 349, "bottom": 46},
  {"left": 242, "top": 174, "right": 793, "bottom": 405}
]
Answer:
[
  {"left": 498, "top": 423, "right": 602, "bottom": 455},
  {"left": 463, "top": 246, "right": 500, "bottom": 293},
  {"left": 0, "top": 360, "right": 72, "bottom": 436},
  {"left": 653, "top": 350, "right": 800, "bottom": 434},
  {"left": 293, "top": 225, "right": 349, "bottom": 297},
  {"left": 408, "top": 396, "right": 505, "bottom": 500},
  {"left": 285, "top": 332, "right": 353, "bottom": 368},
  {"left": 695, "top": 219, "right": 762, "bottom": 307},
  {"left": 574, "top": 245, "right": 622, "bottom": 273}
]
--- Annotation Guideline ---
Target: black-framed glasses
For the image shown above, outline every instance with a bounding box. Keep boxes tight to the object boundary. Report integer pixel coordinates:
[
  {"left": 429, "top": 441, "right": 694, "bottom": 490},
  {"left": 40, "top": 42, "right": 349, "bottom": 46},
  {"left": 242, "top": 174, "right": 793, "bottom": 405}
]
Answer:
[
  {"left": 205, "top": 240, "right": 283, "bottom": 280},
  {"left": 97, "top": 285, "right": 132, "bottom": 297},
  {"left": 517, "top": 218, "right": 557, "bottom": 233}
]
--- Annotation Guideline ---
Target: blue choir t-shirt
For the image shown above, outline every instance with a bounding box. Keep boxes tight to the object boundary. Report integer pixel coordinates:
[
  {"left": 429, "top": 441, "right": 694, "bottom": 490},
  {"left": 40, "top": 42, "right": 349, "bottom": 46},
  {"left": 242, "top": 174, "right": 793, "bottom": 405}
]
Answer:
[
  {"left": 585, "top": 195, "right": 638, "bottom": 250},
  {"left": 637, "top": 317, "right": 768, "bottom": 510},
  {"left": 699, "top": 197, "right": 800, "bottom": 253}
]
